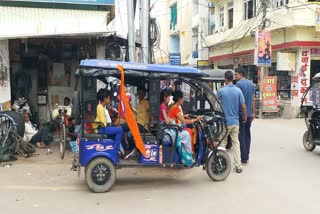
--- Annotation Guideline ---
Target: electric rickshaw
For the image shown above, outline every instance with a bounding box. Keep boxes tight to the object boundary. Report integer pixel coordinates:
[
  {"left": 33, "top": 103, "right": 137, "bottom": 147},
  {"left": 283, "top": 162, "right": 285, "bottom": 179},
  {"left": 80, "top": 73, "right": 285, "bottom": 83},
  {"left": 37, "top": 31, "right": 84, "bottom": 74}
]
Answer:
[
  {"left": 301, "top": 73, "right": 320, "bottom": 152},
  {"left": 72, "top": 60, "right": 231, "bottom": 193}
]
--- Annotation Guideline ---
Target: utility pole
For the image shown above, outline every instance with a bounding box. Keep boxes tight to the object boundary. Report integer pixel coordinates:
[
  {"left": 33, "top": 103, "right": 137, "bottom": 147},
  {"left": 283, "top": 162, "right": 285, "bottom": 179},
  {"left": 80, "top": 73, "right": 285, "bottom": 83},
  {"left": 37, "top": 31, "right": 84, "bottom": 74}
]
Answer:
[
  {"left": 259, "top": 0, "right": 269, "bottom": 119},
  {"left": 141, "top": 0, "right": 150, "bottom": 63},
  {"left": 127, "top": 0, "right": 136, "bottom": 62}
]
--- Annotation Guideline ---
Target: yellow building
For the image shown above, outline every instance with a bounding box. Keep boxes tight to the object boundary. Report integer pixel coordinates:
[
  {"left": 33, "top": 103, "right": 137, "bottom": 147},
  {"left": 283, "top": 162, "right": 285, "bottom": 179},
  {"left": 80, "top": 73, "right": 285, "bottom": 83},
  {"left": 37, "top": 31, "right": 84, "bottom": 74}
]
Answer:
[{"left": 205, "top": 0, "right": 320, "bottom": 117}]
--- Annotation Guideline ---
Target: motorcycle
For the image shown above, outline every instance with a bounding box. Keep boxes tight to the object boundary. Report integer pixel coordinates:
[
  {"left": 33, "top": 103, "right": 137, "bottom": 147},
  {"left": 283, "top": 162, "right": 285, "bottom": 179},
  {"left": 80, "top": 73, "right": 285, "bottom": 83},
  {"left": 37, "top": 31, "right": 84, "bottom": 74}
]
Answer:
[{"left": 301, "top": 73, "right": 320, "bottom": 151}]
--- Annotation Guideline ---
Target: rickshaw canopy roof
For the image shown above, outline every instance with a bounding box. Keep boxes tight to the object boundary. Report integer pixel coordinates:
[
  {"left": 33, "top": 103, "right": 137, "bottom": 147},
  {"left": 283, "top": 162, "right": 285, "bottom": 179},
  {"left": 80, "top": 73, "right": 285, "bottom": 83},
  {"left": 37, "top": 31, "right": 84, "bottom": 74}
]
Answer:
[
  {"left": 77, "top": 59, "right": 209, "bottom": 79},
  {"left": 201, "top": 69, "right": 234, "bottom": 81}
]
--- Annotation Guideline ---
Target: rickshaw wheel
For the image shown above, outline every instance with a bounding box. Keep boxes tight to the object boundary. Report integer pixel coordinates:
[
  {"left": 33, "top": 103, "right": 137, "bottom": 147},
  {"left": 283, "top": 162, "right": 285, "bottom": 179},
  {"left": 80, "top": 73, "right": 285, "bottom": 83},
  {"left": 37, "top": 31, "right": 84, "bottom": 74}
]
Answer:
[
  {"left": 85, "top": 157, "right": 116, "bottom": 193},
  {"left": 303, "top": 130, "right": 316, "bottom": 152},
  {"left": 206, "top": 150, "right": 231, "bottom": 181}
]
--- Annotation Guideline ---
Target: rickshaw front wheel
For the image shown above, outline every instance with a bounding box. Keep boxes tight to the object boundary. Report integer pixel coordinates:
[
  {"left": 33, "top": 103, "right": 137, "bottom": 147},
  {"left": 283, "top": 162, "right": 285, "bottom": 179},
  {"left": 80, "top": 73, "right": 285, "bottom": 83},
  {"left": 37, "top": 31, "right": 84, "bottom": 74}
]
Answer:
[
  {"left": 206, "top": 150, "right": 231, "bottom": 181},
  {"left": 303, "top": 130, "right": 316, "bottom": 152},
  {"left": 85, "top": 157, "right": 116, "bottom": 193}
]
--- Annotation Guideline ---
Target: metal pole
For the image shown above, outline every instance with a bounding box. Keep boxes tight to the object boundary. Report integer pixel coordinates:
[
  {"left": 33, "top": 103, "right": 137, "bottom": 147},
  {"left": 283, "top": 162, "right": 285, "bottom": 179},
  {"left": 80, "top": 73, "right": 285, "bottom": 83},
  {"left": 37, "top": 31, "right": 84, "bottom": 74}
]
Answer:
[
  {"left": 259, "top": 0, "right": 269, "bottom": 118},
  {"left": 127, "top": 0, "right": 136, "bottom": 62},
  {"left": 259, "top": 66, "right": 264, "bottom": 119},
  {"left": 141, "top": 0, "right": 150, "bottom": 63}
]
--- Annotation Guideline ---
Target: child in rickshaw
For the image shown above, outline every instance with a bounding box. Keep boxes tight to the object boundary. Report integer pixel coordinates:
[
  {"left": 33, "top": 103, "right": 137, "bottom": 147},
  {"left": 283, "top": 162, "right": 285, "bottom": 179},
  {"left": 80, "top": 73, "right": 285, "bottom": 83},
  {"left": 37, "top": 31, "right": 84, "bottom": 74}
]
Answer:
[{"left": 93, "top": 89, "right": 125, "bottom": 157}]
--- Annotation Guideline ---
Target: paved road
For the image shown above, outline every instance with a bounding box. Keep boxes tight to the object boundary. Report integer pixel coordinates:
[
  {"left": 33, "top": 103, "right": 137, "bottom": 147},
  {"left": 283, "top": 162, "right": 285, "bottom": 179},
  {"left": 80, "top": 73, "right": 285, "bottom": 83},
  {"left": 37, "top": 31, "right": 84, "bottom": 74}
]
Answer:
[{"left": 0, "top": 119, "right": 319, "bottom": 214}]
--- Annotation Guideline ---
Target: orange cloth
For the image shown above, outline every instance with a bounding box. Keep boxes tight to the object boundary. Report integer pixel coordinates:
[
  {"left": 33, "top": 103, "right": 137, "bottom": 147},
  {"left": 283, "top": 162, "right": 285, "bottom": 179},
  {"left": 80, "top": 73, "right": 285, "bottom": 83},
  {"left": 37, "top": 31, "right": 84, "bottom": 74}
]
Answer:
[
  {"left": 117, "top": 65, "right": 146, "bottom": 157},
  {"left": 169, "top": 105, "right": 182, "bottom": 124}
]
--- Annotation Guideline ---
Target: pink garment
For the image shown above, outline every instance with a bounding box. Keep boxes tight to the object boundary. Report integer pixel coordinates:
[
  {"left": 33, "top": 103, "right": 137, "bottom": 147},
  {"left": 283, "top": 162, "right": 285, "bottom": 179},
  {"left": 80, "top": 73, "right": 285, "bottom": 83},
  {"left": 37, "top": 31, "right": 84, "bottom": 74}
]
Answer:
[{"left": 159, "top": 103, "right": 168, "bottom": 122}]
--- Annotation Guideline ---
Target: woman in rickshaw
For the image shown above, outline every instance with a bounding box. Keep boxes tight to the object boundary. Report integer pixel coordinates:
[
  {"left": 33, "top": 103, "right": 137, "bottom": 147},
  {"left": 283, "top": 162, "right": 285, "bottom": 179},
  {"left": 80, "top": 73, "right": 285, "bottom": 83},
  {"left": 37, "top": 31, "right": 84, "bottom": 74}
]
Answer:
[
  {"left": 165, "top": 90, "right": 202, "bottom": 166},
  {"left": 93, "top": 89, "right": 125, "bottom": 157}
]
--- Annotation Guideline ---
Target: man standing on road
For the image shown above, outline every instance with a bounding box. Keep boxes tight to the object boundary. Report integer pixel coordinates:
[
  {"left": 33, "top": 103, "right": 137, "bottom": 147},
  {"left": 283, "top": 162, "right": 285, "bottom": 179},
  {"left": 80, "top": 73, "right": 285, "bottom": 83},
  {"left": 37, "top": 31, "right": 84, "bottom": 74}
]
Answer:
[
  {"left": 235, "top": 67, "right": 255, "bottom": 164},
  {"left": 218, "top": 71, "right": 247, "bottom": 173}
]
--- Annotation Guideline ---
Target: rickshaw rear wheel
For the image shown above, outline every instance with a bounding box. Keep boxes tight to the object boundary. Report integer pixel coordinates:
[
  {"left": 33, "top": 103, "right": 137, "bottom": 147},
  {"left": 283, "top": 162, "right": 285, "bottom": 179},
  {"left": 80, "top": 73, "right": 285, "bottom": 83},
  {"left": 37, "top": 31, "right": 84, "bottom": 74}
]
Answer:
[
  {"left": 206, "top": 150, "right": 231, "bottom": 181},
  {"left": 85, "top": 157, "right": 116, "bottom": 193},
  {"left": 303, "top": 130, "right": 316, "bottom": 152}
]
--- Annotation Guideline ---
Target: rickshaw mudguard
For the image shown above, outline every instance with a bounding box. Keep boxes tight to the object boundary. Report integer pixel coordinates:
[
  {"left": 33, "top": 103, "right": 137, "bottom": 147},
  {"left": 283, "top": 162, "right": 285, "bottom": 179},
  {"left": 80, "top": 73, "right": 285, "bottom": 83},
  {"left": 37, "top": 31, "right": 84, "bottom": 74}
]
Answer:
[{"left": 79, "top": 139, "right": 119, "bottom": 166}]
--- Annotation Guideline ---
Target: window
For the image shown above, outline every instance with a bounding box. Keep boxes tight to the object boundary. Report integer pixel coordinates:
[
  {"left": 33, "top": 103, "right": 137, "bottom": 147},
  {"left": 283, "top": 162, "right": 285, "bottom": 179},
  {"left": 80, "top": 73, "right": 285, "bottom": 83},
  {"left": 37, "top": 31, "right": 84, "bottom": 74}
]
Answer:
[
  {"left": 219, "top": 6, "right": 225, "bottom": 28},
  {"left": 209, "top": 4, "right": 216, "bottom": 35},
  {"left": 228, "top": 2, "right": 234, "bottom": 29},
  {"left": 272, "top": 0, "right": 289, "bottom": 9},
  {"left": 170, "top": 3, "right": 177, "bottom": 30},
  {"left": 244, "top": 0, "right": 256, "bottom": 20}
]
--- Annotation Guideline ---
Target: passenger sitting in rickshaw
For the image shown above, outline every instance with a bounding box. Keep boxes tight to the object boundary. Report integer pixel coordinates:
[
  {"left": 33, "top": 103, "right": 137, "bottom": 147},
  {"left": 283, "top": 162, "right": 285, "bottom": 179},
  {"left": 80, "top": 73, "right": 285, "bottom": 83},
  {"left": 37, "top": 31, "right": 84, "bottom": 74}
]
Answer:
[
  {"left": 159, "top": 89, "right": 172, "bottom": 125},
  {"left": 167, "top": 90, "right": 202, "bottom": 167},
  {"left": 132, "top": 86, "right": 150, "bottom": 133},
  {"left": 93, "top": 89, "right": 125, "bottom": 157}
]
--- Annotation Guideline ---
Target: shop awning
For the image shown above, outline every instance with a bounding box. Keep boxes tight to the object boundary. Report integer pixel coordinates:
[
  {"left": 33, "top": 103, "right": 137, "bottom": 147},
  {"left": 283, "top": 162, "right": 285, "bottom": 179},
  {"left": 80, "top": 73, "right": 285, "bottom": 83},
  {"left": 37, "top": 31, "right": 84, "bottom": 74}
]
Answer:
[{"left": 0, "top": 6, "right": 113, "bottom": 39}]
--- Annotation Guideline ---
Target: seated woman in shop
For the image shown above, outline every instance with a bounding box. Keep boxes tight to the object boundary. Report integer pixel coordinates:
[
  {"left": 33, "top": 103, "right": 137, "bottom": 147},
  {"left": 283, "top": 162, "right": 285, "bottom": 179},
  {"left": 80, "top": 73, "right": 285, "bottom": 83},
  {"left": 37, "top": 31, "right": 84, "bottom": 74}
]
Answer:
[{"left": 93, "top": 89, "right": 125, "bottom": 157}]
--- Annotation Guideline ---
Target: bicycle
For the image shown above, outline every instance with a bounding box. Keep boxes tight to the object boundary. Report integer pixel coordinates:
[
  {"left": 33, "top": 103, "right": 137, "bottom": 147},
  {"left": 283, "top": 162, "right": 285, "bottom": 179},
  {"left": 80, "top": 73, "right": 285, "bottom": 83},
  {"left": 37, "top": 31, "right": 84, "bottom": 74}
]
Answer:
[{"left": 58, "top": 106, "right": 69, "bottom": 159}]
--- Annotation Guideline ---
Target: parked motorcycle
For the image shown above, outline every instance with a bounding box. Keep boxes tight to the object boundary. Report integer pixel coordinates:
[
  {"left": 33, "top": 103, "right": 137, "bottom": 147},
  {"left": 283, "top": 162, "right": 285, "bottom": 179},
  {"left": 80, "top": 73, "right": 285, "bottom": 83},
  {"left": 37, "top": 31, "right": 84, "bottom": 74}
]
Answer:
[{"left": 301, "top": 73, "right": 320, "bottom": 151}]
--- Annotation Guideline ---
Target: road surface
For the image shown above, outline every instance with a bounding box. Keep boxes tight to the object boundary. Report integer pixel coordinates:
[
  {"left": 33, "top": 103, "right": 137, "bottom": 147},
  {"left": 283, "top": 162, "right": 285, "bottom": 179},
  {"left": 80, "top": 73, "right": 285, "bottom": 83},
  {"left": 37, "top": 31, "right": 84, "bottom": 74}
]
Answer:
[{"left": 0, "top": 119, "right": 319, "bottom": 214}]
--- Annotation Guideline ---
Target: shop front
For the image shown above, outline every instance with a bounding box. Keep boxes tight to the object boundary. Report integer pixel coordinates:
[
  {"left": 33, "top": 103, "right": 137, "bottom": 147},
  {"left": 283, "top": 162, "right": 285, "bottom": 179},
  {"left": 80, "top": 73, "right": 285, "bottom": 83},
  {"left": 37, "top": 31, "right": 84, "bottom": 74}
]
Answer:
[
  {"left": 210, "top": 41, "right": 320, "bottom": 118},
  {"left": 0, "top": 5, "right": 112, "bottom": 124},
  {"left": 8, "top": 38, "right": 104, "bottom": 124}
]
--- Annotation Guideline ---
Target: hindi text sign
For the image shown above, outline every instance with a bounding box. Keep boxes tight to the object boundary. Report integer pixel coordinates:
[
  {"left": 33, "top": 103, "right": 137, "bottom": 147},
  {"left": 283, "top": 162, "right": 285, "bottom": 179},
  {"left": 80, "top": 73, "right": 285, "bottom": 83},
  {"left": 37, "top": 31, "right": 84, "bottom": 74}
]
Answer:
[{"left": 262, "top": 76, "right": 278, "bottom": 112}]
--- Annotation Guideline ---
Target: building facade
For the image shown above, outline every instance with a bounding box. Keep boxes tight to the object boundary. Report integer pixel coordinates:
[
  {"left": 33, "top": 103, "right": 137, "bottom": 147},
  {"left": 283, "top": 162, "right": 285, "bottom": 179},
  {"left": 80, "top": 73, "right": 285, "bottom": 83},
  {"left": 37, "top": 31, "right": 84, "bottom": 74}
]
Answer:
[
  {"left": 205, "top": 0, "right": 320, "bottom": 117},
  {"left": 0, "top": 0, "right": 114, "bottom": 123},
  {"left": 152, "top": 0, "right": 210, "bottom": 66}
]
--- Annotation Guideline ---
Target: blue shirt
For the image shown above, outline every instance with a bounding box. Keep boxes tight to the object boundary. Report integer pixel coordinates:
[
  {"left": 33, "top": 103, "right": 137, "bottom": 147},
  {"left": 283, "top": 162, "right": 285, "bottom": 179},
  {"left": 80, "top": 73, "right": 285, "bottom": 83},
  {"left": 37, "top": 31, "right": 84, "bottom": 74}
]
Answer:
[
  {"left": 236, "top": 79, "right": 254, "bottom": 116},
  {"left": 217, "top": 85, "right": 245, "bottom": 126}
]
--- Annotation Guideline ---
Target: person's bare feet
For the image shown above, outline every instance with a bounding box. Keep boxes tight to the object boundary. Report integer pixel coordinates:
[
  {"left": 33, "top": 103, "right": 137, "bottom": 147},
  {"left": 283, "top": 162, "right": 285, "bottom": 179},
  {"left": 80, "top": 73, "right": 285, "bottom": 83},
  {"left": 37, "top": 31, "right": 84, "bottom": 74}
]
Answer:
[{"left": 36, "top": 142, "right": 46, "bottom": 148}]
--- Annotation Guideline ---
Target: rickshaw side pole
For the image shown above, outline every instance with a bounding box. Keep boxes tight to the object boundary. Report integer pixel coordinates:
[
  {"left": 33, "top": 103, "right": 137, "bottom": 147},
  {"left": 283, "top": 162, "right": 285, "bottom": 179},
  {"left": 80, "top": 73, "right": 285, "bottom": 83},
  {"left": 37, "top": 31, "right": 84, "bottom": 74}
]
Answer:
[{"left": 81, "top": 75, "right": 85, "bottom": 137}]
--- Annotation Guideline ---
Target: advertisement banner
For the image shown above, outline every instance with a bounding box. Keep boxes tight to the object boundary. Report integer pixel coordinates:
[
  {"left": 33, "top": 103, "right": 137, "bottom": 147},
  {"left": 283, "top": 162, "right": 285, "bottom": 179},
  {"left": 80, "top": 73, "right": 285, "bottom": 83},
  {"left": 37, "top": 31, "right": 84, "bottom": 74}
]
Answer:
[
  {"left": 0, "top": 40, "right": 11, "bottom": 111},
  {"left": 254, "top": 30, "right": 272, "bottom": 67},
  {"left": 262, "top": 76, "right": 278, "bottom": 112},
  {"left": 4, "top": 0, "right": 114, "bottom": 5}
]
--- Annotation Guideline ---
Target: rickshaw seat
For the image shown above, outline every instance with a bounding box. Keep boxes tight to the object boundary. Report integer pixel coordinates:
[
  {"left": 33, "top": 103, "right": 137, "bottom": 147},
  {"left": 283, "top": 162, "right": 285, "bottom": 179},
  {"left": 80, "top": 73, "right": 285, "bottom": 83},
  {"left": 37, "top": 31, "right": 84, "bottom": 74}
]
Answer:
[
  {"left": 143, "top": 133, "right": 157, "bottom": 143},
  {"left": 83, "top": 133, "right": 105, "bottom": 140}
]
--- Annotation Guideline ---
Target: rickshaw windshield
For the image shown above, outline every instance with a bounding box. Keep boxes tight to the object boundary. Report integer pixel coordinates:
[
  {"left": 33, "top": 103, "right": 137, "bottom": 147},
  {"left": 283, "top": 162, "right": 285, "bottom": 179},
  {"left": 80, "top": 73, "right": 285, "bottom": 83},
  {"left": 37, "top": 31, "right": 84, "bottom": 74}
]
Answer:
[
  {"left": 183, "top": 78, "right": 224, "bottom": 115},
  {"left": 301, "top": 82, "right": 320, "bottom": 107},
  {"left": 301, "top": 73, "right": 320, "bottom": 109}
]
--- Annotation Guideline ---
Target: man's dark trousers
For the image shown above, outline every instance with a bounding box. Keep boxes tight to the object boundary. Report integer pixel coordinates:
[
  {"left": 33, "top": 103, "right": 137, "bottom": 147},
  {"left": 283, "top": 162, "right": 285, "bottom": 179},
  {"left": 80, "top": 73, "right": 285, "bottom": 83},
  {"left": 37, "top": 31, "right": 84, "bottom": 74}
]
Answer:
[{"left": 239, "top": 117, "right": 252, "bottom": 162}]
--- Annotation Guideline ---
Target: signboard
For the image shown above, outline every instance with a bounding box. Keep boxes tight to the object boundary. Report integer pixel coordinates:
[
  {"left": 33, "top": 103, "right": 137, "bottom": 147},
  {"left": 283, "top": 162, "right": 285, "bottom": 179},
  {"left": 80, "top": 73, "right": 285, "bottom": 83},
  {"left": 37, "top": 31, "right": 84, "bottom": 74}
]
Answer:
[
  {"left": 316, "top": 8, "right": 320, "bottom": 32},
  {"left": 234, "top": 55, "right": 254, "bottom": 65},
  {"left": 169, "top": 53, "right": 181, "bottom": 66},
  {"left": 290, "top": 48, "right": 311, "bottom": 106},
  {"left": 254, "top": 30, "right": 272, "bottom": 67},
  {"left": 276, "top": 52, "right": 296, "bottom": 71},
  {"left": 298, "top": 49, "right": 311, "bottom": 104},
  {"left": 0, "top": 40, "right": 11, "bottom": 111},
  {"left": 4, "top": 0, "right": 114, "bottom": 5},
  {"left": 261, "top": 76, "right": 278, "bottom": 112},
  {"left": 311, "top": 48, "right": 320, "bottom": 57},
  {"left": 197, "top": 60, "right": 213, "bottom": 69}
]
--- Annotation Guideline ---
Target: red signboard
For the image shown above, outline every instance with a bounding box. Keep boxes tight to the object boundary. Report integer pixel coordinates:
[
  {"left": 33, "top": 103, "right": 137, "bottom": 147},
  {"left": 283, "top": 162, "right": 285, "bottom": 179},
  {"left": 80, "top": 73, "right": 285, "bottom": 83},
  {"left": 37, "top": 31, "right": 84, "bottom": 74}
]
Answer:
[{"left": 262, "top": 76, "right": 278, "bottom": 112}]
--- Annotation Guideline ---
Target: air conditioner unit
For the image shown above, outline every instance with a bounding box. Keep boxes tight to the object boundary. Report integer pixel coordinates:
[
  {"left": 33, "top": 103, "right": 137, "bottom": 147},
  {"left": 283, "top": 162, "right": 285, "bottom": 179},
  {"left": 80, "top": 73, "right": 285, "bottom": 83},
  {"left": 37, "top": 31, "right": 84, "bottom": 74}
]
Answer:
[{"left": 208, "top": 2, "right": 215, "bottom": 8}]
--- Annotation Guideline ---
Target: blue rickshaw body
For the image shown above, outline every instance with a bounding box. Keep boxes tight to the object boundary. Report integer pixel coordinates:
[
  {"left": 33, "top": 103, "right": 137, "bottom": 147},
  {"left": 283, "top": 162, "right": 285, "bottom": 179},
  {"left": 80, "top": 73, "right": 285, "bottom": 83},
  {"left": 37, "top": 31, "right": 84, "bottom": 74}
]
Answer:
[
  {"left": 79, "top": 138, "right": 120, "bottom": 166},
  {"left": 72, "top": 59, "right": 231, "bottom": 194}
]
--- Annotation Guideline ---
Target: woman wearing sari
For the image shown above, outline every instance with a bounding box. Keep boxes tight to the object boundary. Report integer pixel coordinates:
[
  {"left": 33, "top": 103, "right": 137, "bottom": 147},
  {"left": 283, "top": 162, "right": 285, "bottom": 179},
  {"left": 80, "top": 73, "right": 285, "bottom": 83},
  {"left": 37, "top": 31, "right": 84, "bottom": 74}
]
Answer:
[{"left": 167, "top": 90, "right": 202, "bottom": 167}]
